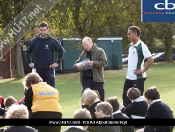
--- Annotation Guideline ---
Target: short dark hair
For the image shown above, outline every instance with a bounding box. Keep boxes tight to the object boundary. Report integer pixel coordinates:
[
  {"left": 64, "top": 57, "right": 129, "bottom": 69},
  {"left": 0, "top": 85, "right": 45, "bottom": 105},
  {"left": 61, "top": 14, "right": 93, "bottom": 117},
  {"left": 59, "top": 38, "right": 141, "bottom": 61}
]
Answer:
[
  {"left": 127, "top": 87, "right": 141, "bottom": 100},
  {"left": 39, "top": 22, "right": 48, "bottom": 28},
  {"left": 128, "top": 26, "right": 141, "bottom": 37},
  {"left": 144, "top": 86, "right": 160, "bottom": 101},
  {"left": 105, "top": 96, "right": 120, "bottom": 112}
]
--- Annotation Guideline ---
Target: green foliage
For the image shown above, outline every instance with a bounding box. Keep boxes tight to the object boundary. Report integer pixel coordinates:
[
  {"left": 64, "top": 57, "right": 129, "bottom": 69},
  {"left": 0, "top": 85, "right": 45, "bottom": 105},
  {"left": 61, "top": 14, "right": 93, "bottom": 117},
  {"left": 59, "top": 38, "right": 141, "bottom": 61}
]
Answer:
[{"left": 1, "top": 0, "right": 175, "bottom": 64}]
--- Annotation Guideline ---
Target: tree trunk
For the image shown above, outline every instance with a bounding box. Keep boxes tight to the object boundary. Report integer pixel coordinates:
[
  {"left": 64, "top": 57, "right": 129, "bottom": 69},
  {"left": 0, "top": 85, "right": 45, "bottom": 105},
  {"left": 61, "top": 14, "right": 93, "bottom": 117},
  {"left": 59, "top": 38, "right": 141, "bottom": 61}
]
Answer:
[
  {"left": 14, "top": 41, "right": 25, "bottom": 78},
  {"left": 164, "top": 38, "right": 173, "bottom": 62}
]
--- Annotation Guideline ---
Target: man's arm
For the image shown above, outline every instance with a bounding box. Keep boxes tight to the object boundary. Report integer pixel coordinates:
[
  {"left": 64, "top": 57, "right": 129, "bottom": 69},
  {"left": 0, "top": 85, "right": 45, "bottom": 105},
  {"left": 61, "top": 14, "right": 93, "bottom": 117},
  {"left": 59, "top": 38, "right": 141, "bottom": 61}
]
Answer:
[
  {"left": 134, "top": 56, "right": 154, "bottom": 75},
  {"left": 74, "top": 52, "right": 84, "bottom": 70},
  {"left": 25, "top": 39, "right": 34, "bottom": 68},
  {"left": 91, "top": 48, "right": 107, "bottom": 67},
  {"left": 24, "top": 87, "right": 33, "bottom": 111},
  {"left": 49, "top": 39, "right": 66, "bottom": 69},
  {"left": 142, "top": 56, "right": 154, "bottom": 73},
  {"left": 55, "top": 41, "right": 66, "bottom": 64}
]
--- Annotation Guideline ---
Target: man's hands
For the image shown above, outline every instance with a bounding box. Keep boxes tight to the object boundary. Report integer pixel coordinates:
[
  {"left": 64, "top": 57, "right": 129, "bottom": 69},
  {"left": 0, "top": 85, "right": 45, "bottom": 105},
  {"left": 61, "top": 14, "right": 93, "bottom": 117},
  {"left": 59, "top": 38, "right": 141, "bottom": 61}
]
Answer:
[
  {"left": 29, "top": 63, "right": 59, "bottom": 69},
  {"left": 77, "top": 60, "right": 93, "bottom": 70},
  {"left": 86, "top": 60, "right": 93, "bottom": 66},
  {"left": 134, "top": 69, "right": 143, "bottom": 75},
  {"left": 29, "top": 63, "right": 34, "bottom": 68},
  {"left": 49, "top": 63, "right": 59, "bottom": 69}
]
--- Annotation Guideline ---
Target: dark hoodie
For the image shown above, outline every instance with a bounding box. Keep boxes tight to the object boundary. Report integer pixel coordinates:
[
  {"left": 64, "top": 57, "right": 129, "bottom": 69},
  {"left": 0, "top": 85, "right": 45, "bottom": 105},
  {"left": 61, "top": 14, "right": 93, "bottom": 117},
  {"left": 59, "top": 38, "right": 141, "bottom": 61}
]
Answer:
[{"left": 25, "top": 34, "right": 65, "bottom": 70}]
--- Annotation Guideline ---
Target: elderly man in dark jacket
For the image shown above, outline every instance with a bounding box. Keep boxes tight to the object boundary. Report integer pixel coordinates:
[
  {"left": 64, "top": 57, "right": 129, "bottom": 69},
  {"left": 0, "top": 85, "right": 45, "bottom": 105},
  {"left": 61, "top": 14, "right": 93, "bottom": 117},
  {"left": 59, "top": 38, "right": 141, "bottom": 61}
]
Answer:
[{"left": 75, "top": 36, "right": 107, "bottom": 101}]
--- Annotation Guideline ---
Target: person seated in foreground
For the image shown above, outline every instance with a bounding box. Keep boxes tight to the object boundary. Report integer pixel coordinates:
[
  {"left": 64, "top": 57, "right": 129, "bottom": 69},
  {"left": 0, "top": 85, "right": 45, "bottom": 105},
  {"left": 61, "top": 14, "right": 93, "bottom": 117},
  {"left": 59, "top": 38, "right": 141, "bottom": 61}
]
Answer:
[
  {"left": 121, "top": 87, "right": 148, "bottom": 119},
  {"left": 105, "top": 96, "right": 134, "bottom": 132},
  {"left": 4, "top": 96, "right": 17, "bottom": 109},
  {"left": 81, "top": 88, "right": 101, "bottom": 119},
  {"left": 3, "top": 104, "right": 37, "bottom": 132},
  {"left": 62, "top": 108, "right": 92, "bottom": 132},
  {"left": 88, "top": 102, "right": 120, "bottom": 132},
  {"left": 136, "top": 86, "right": 174, "bottom": 132}
]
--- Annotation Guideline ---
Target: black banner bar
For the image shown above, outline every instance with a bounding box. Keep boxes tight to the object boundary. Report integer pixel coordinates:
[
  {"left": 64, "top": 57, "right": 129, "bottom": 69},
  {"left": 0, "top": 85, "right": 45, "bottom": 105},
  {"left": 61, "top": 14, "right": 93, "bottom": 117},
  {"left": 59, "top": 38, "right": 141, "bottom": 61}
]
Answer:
[{"left": 0, "top": 119, "right": 174, "bottom": 126}]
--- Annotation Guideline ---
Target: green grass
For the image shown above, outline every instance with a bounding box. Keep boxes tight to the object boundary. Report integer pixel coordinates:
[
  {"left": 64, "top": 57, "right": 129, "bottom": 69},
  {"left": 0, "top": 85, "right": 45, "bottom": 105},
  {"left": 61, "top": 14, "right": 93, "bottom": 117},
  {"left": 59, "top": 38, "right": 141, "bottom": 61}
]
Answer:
[{"left": 0, "top": 62, "right": 175, "bottom": 131}]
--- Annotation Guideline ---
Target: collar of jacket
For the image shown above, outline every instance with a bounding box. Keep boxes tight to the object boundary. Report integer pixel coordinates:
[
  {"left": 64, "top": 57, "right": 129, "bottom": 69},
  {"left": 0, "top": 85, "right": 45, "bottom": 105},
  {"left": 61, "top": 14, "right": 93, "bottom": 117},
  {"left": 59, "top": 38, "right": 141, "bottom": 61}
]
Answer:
[{"left": 88, "top": 43, "right": 97, "bottom": 53}]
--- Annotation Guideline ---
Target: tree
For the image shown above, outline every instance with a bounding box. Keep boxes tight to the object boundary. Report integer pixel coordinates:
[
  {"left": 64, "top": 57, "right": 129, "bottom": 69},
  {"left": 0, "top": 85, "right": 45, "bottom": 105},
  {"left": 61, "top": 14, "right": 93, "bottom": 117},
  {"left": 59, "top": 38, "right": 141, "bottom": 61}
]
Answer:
[
  {"left": 153, "top": 23, "right": 175, "bottom": 61},
  {"left": 26, "top": 0, "right": 175, "bottom": 62},
  {"left": 0, "top": 0, "right": 31, "bottom": 77}
]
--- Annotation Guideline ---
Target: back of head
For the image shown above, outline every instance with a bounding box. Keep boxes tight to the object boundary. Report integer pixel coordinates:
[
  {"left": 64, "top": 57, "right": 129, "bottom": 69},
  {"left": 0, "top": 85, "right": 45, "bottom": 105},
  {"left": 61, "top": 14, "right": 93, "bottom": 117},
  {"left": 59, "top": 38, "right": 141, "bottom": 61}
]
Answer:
[
  {"left": 96, "top": 102, "right": 113, "bottom": 117},
  {"left": 24, "top": 72, "right": 43, "bottom": 88},
  {"left": 81, "top": 88, "right": 98, "bottom": 106},
  {"left": 105, "top": 96, "right": 119, "bottom": 112},
  {"left": 144, "top": 86, "right": 160, "bottom": 100},
  {"left": 4, "top": 96, "right": 17, "bottom": 108},
  {"left": 93, "top": 90, "right": 101, "bottom": 100},
  {"left": 127, "top": 87, "right": 141, "bottom": 100},
  {"left": 6, "top": 104, "right": 29, "bottom": 119},
  {"left": 73, "top": 108, "right": 92, "bottom": 119}
]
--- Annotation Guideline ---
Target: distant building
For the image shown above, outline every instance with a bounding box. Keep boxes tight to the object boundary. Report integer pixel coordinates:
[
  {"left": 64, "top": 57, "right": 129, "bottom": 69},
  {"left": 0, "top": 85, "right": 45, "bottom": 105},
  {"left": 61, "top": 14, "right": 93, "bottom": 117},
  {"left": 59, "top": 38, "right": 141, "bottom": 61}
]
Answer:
[{"left": 0, "top": 44, "right": 16, "bottom": 79}]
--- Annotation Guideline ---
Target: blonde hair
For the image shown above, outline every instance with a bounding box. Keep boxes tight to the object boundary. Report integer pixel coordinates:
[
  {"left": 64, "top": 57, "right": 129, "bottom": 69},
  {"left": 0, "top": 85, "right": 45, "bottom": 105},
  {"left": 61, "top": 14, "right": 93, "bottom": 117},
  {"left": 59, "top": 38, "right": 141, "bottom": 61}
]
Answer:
[
  {"left": 81, "top": 88, "right": 99, "bottom": 106},
  {"left": 24, "top": 72, "right": 43, "bottom": 88},
  {"left": 6, "top": 104, "right": 29, "bottom": 119},
  {"left": 73, "top": 108, "right": 92, "bottom": 119},
  {"left": 95, "top": 102, "right": 113, "bottom": 118}
]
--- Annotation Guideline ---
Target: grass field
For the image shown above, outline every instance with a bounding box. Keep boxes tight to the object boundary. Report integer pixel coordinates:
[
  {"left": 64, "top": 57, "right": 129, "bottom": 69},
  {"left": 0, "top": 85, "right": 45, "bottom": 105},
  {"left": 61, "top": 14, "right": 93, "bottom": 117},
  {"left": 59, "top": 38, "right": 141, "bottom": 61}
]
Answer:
[{"left": 0, "top": 62, "right": 175, "bottom": 131}]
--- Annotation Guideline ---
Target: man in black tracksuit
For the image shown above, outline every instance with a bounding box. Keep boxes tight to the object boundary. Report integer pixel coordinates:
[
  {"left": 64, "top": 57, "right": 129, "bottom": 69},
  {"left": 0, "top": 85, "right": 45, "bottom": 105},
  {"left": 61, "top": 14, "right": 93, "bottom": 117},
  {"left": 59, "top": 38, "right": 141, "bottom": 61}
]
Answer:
[{"left": 25, "top": 22, "right": 65, "bottom": 87}]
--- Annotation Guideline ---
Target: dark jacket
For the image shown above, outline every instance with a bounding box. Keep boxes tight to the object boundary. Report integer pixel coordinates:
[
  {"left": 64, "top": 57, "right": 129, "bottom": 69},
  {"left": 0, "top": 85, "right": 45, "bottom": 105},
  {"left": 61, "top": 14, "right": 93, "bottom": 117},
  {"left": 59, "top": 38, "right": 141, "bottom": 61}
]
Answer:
[
  {"left": 113, "top": 111, "right": 134, "bottom": 132},
  {"left": 88, "top": 100, "right": 102, "bottom": 119},
  {"left": 0, "top": 107, "right": 6, "bottom": 116},
  {"left": 88, "top": 116, "right": 120, "bottom": 132},
  {"left": 145, "top": 100, "right": 174, "bottom": 132},
  {"left": 25, "top": 34, "right": 65, "bottom": 69},
  {"left": 63, "top": 127, "right": 88, "bottom": 132},
  {"left": 3, "top": 126, "right": 37, "bottom": 132},
  {"left": 121, "top": 100, "right": 148, "bottom": 118},
  {"left": 75, "top": 44, "right": 107, "bottom": 83}
]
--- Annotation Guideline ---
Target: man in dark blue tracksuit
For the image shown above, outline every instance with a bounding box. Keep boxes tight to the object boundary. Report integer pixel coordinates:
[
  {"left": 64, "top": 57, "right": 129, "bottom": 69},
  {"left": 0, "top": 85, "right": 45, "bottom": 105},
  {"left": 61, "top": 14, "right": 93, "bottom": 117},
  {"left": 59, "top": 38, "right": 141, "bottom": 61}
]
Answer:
[{"left": 25, "top": 22, "right": 65, "bottom": 88}]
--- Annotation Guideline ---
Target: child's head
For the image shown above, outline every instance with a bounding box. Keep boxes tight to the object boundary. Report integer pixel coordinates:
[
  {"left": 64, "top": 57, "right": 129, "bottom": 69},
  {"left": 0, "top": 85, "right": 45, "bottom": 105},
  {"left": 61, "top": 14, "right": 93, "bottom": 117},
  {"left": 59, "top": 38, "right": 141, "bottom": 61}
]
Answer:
[
  {"left": 144, "top": 86, "right": 160, "bottom": 104},
  {"left": 5, "top": 104, "right": 29, "bottom": 119},
  {"left": 127, "top": 87, "right": 141, "bottom": 100},
  {"left": 4, "top": 96, "right": 17, "bottom": 108},
  {"left": 24, "top": 72, "right": 43, "bottom": 88},
  {"left": 73, "top": 108, "right": 91, "bottom": 130},
  {"left": 95, "top": 102, "right": 113, "bottom": 119},
  {"left": 93, "top": 90, "right": 101, "bottom": 99},
  {"left": 105, "top": 96, "right": 120, "bottom": 112},
  {"left": 73, "top": 108, "right": 92, "bottom": 119},
  {"left": 81, "top": 88, "right": 99, "bottom": 106}
]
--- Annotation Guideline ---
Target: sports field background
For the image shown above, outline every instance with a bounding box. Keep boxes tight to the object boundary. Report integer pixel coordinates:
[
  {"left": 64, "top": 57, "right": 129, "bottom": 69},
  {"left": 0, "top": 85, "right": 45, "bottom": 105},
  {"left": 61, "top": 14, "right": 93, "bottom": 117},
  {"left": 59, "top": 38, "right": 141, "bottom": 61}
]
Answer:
[{"left": 0, "top": 62, "right": 174, "bottom": 131}]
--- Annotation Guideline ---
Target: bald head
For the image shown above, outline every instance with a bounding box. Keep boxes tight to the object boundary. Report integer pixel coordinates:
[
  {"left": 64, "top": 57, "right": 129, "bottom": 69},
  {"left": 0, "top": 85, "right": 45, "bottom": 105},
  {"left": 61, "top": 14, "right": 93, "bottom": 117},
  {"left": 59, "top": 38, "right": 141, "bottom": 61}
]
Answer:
[{"left": 82, "top": 37, "right": 93, "bottom": 51}]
